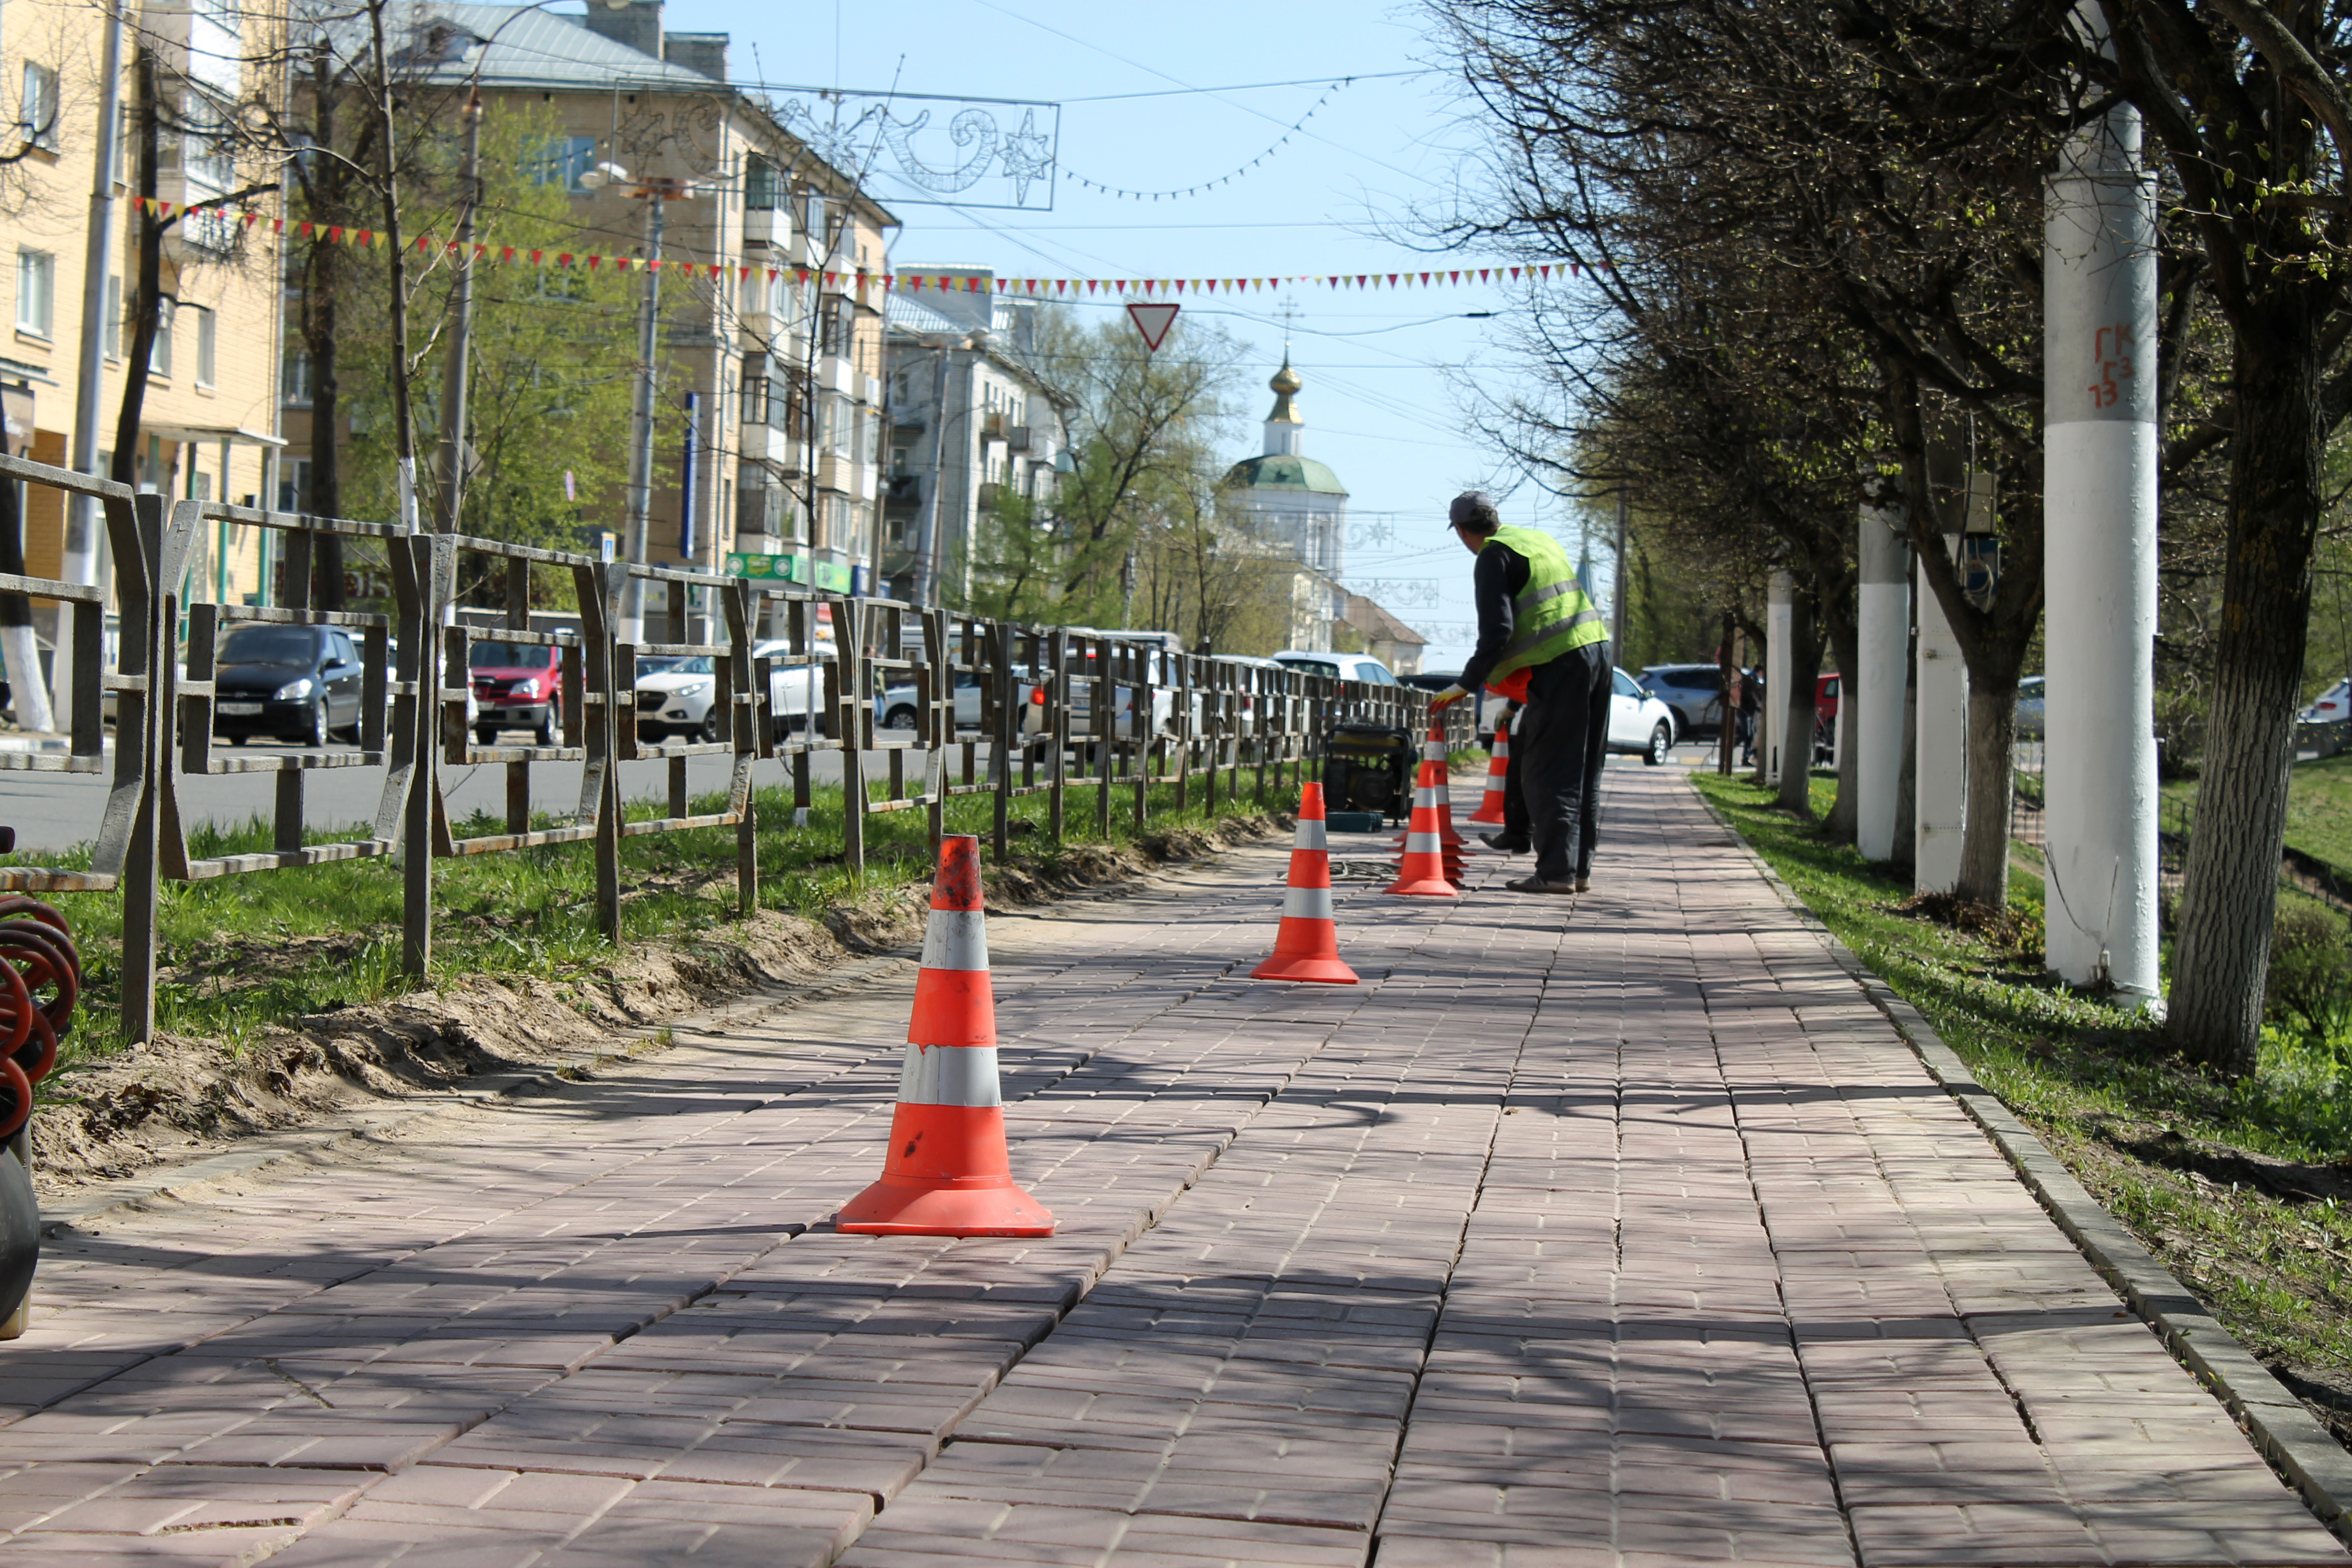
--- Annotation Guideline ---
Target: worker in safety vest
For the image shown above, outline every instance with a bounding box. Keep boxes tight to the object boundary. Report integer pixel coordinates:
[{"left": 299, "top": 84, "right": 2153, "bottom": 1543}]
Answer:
[{"left": 1429, "top": 492, "right": 1610, "bottom": 894}]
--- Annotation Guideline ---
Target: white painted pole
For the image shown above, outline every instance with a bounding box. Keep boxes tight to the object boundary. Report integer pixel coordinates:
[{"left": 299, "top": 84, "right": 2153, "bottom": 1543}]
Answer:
[
  {"left": 1856, "top": 503, "right": 1907, "bottom": 860},
  {"left": 2044, "top": 3, "right": 2159, "bottom": 1004},
  {"left": 1764, "top": 570, "right": 1793, "bottom": 785},
  {"left": 1915, "top": 540, "right": 1968, "bottom": 892}
]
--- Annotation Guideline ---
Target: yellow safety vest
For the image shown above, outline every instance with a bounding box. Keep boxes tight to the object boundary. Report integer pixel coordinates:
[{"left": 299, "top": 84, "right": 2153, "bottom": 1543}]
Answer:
[{"left": 1485, "top": 524, "right": 1605, "bottom": 679}]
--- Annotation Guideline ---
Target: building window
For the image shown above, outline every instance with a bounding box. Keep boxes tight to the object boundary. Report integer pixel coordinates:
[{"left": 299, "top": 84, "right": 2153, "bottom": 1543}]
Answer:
[
  {"left": 739, "top": 364, "right": 768, "bottom": 426},
  {"left": 15, "top": 249, "right": 52, "bottom": 336},
  {"left": 19, "top": 63, "right": 57, "bottom": 152},
  {"left": 104, "top": 276, "right": 121, "bottom": 358},
  {"left": 745, "top": 153, "right": 778, "bottom": 210},
  {"left": 526, "top": 135, "right": 597, "bottom": 192},
  {"left": 282, "top": 344, "right": 311, "bottom": 404},
  {"left": 152, "top": 301, "right": 173, "bottom": 377},
  {"left": 182, "top": 91, "right": 235, "bottom": 189},
  {"left": 195, "top": 307, "right": 216, "bottom": 385},
  {"left": 277, "top": 456, "right": 311, "bottom": 513}
]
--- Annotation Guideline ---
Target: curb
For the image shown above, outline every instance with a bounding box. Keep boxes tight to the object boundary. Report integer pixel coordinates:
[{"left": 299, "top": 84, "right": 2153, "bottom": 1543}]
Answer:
[
  {"left": 1687, "top": 783, "right": 2352, "bottom": 1543},
  {"left": 37, "top": 956, "right": 911, "bottom": 1237}
]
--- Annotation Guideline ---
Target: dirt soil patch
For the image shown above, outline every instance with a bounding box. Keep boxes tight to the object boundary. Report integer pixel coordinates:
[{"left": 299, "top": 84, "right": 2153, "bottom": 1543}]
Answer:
[{"left": 31, "top": 814, "right": 1284, "bottom": 1201}]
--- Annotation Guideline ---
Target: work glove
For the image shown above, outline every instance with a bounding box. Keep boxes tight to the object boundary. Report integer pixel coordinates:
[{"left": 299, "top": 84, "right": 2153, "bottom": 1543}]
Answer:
[{"left": 1428, "top": 685, "right": 1469, "bottom": 711}]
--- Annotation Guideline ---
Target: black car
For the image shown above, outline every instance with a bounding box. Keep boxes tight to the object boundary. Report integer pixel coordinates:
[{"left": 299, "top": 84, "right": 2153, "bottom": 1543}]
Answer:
[{"left": 211, "top": 624, "right": 366, "bottom": 746}]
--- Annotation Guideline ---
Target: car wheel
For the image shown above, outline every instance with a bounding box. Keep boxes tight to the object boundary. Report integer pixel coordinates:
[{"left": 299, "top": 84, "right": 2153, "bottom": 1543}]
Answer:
[
  {"left": 698, "top": 709, "right": 722, "bottom": 745},
  {"left": 883, "top": 704, "right": 916, "bottom": 731},
  {"left": 1646, "top": 721, "right": 1671, "bottom": 767},
  {"left": 297, "top": 699, "right": 329, "bottom": 748},
  {"left": 536, "top": 706, "right": 559, "bottom": 747}
]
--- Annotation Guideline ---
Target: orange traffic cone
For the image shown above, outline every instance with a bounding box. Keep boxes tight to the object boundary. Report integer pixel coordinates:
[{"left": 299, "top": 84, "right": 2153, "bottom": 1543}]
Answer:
[
  {"left": 1469, "top": 726, "right": 1510, "bottom": 825},
  {"left": 1387, "top": 763, "right": 1462, "bottom": 898},
  {"left": 1396, "top": 729, "right": 1471, "bottom": 849},
  {"left": 1253, "top": 783, "right": 1358, "bottom": 984},
  {"left": 839, "top": 835, "right": 1055, "bottom": 1237}
]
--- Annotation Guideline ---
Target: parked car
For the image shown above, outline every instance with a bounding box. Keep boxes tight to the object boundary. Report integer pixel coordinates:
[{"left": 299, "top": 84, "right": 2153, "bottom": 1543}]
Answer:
[
  {"left": 469, "top": 639, "right": 562, "bottom": 745},
  {"left": 1272, "top": 651, "right": 1400, "bottom": 687},
  {"left": 636, "top": 654, "right": 725, "bottom": 743},
  {"left": 1637, "top": 663, "right": 1727, "bottom": 738},
  {"left": 211, "top": 624, "right": 365, "bottom": 747},
  {"left": 2017, "top": 674, "right": 2047, "bottom": 738},
  {"left": 761, "top": 641, "right": 837, "bottom": 742},
  {"left": 1608, "top": 668, "right": 1679, "bottom": 765}
]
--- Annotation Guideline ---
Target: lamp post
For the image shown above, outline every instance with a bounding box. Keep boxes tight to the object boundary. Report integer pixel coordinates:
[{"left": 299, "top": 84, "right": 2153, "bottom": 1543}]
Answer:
[{"left": 582, "top": 163, "right": 695, "bottom": 641}]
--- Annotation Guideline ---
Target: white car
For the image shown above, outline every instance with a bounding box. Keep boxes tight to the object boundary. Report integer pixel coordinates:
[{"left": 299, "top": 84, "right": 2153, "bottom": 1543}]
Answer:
[
  {"left": 760, "top": 640, "right": 837, "bottom": 741},
  {"left": 635, "top": 654, "right": 725, "bottom": 743},
  {"left": 1607, "top": 667, "right": 1678, "bottom": 765},
  {"left": 1271, "top": 651, "right": 1399, "bottom": 687},
  {"left": 2301, "top": 678, "right": 2349, "bottom": 726}
]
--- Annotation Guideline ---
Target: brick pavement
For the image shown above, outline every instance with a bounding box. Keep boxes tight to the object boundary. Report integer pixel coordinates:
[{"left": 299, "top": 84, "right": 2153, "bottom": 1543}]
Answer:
[{"left": 0, "top": 765, "right": 2340, "bottom": 1566}]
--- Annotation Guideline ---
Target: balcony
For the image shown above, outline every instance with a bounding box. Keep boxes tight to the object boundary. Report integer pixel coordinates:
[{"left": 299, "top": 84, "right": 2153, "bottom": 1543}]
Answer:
[
  {"left": 743, "top": 205, "right": 789, "bottom": 249},
  {"left": 977, "top": 481, "right": 1002, "bottom": 511},
  {"left": 979, "top": 411, "right": 1008, "bottom": 443},
  {"left": 1006, "top": 425, "right": 1032, "bottom": 453}
]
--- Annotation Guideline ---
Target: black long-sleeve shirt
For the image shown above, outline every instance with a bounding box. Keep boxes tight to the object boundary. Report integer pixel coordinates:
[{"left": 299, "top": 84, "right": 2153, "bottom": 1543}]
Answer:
[{"left": 1456, "top": 538, "right": 1531, "bottom": 695}]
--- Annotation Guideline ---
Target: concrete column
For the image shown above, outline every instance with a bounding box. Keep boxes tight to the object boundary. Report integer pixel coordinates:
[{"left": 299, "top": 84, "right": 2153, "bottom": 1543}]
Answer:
[
  {"left": 1915, "top": 541, "right": 1968, "bottom": 892},
  {"left": 1857, "top": 504, "right": 1908, "bottom": 860},
  {"left": 2044, "top": 3, "right": 2159, "bottom": 1003},
  {"left": 1764, "top": 570, "right": 1793, "bottom": 785}
]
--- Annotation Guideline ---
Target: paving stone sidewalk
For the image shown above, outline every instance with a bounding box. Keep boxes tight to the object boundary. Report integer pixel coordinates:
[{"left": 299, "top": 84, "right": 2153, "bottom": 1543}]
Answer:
[{"left": 0, "top": 766, "right": 2340, "bottom": 1566}]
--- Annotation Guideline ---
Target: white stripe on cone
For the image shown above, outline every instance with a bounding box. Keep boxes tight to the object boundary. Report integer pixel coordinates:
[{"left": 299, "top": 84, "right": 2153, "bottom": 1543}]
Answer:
[
  {"left": 1282, "top": 885, "right": 1336, "bottom": 921},
  {"left": 1405, "top": 831, "right": 1442, "bottom": 852},
  {"left": 919, "top": 910, "right": 989, "bottom": 972},
  {"left": 898, "top": 1043, "right": 1004, "bottom": 1107},
  {"left": 1293, "top": 819, "right": 1328, "bottom": 851}
]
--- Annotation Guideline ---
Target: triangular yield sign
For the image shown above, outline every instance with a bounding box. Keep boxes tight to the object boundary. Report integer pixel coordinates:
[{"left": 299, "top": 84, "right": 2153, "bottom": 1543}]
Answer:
[{"left": 1126, "top": 302, "right": 1180, "bottom": 352}]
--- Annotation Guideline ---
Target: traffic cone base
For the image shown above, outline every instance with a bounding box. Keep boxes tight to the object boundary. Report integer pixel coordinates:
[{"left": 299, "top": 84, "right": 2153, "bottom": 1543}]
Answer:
[
  {"left": 838, "top": 835, "right": 1055, "bottom": 1238},
  {"left": 1254, "top": 784, "right": 1359, "bottom": 984}
]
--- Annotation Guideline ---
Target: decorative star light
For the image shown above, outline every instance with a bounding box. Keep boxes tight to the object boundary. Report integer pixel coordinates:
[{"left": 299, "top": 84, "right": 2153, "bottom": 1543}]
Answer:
[{"left": 996, "top": 110, "right": 1054, "bottom": 206}]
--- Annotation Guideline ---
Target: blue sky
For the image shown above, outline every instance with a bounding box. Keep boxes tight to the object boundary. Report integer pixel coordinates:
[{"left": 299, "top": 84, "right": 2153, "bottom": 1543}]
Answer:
[{"left": 657, "top": 0, "right": 1608, "bottom": 668}]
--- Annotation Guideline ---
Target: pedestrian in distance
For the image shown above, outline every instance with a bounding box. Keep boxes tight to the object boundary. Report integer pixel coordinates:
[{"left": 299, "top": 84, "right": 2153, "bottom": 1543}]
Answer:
[{"left": 1429, "top": 492, "right": 1611, "bottom": 894}]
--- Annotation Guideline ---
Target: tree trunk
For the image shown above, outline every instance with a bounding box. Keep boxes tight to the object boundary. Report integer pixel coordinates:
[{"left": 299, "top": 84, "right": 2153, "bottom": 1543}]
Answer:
[
  {"left": 1892, "top": 623, "right": 1917, "bottom": 871},
  {"left": 1957, "top": 668, "right": 2019, "bottom": 905},
  {"left": 1777, "top": 583, "right": 1819, "bottom": 816},
  {"left": 307, "top": 266, "right": 345, "bottom": 608},
  {"left": 1823, "top": 596, "right": 1859, "bottom": 843},
  {"left": 2169, "top": 308, "right": 2324, "bottom": 1076}
]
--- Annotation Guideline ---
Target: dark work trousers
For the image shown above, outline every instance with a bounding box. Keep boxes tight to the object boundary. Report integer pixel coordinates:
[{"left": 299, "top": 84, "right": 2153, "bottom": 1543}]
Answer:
[
  {"left": 1502, "top": 705, "right": 1529, "bottom": 844},
  {"left": 1518, "top": 642, "right": 1613, "bottom": 883}
]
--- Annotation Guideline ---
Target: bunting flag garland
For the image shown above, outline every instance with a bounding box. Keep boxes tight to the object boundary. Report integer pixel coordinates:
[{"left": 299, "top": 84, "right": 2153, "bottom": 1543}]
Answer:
[{"left": 128, "top": 196, "right": 1589, "bottom": 291}]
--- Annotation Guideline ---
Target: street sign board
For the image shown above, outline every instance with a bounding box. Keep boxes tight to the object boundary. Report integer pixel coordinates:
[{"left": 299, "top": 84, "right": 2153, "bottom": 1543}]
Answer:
[{"left": 1126, "top": 303, "right": 1179, "bottom": 352}]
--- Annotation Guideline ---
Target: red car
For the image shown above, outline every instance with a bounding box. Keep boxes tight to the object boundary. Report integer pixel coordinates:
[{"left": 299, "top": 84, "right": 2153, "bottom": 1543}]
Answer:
[{"left": 469, "top": 639, "right": 563, "bottom": 745}]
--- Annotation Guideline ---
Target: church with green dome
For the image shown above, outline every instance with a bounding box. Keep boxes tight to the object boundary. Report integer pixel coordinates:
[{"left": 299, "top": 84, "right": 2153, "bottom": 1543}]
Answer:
[{"left": 1221, "top": 357, "right": 1349, "bottom": 580}]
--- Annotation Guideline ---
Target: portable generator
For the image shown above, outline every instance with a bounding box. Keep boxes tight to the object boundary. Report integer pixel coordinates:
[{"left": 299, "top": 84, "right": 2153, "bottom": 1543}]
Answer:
[{"left": 1323, "top": 721, "right": 1413, "bottom": 822}]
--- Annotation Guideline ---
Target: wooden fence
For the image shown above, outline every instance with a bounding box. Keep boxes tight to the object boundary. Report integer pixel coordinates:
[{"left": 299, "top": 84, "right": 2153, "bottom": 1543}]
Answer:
[{"left": 0, "top": 453, "right": 1464, "bottom": 1043}]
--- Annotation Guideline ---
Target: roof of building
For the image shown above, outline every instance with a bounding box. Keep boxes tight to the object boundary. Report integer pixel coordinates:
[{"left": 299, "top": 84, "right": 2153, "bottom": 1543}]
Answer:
[
  {"left": 359, "top": 4, "right": 717, "bottom": 90},
  {"left": 1223, "top": 453, "right": 1349, "bottom": 496},
  {"left": 1343, "top": 592, "right": 1427, "bottom": 647},
  {"left": 883, "top": 291, "right": 971, "bottom": 338}
]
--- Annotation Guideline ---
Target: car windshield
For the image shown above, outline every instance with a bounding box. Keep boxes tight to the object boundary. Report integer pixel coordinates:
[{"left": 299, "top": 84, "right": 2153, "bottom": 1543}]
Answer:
[
  {"left": 654, "top": 656, "right": 714, "bottom": 676},
  {"left": 219, "top": 627, "right": 317, "bottom": 666},
  {"left": 470, "top": 641, "right": 556, "bottom": 669}
]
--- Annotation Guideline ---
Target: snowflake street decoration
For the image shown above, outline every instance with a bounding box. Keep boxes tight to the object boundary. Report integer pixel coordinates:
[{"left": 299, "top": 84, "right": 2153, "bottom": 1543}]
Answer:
[{"left": 770, "top": 91, "right": 1059, "bottom": 211}]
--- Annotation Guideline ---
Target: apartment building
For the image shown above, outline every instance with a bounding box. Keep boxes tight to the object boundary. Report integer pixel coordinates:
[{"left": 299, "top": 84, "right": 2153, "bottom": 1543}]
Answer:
[
  {"left": 0, "top": 0, "right": 286, "bottom": 630},
  {"left": 881, "top": 270, "right": 1073, "bottom": 606},
  {"left": 291, "top": 0, "right": 894, "bottom": 607}
]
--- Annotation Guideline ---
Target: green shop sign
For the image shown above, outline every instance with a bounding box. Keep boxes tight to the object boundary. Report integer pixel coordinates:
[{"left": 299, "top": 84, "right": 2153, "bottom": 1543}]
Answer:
[{"left": 724, "top": 551, "right": 809, "bottom": 584}]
